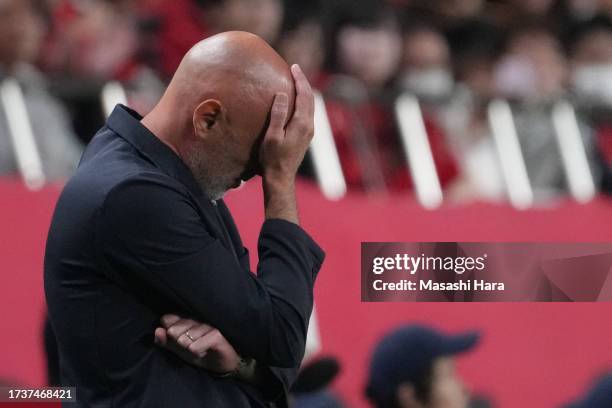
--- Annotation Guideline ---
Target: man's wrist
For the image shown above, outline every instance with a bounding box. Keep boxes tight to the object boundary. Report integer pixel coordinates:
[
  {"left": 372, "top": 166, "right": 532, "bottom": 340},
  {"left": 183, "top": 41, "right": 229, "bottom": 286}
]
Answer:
[
  {"left": 262, "top": 171, "right": 295, "bottom": 194},
  {"left": 213, "top": 357, "right": 255, "bottom": 380},
  {"left": 215, "top": 358, "right": 256, "bottom": 381},
  {"left": 262, "top": 172, "right": 299, "bottom": 224},
  {"left": 235, "top": 357, "right": 257, "bottom": 381}
]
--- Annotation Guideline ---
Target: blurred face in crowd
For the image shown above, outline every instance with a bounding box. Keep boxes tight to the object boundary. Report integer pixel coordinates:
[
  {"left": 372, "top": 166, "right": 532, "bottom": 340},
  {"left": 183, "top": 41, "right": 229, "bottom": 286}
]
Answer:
[
  {"left": 0, "top": 0, "right": 35, "bottom": 68},
  {"left": 572, "top": 29, "right": 612, "bottom": 65},
  {"left": 566, "top": 0, "right": 600, "bottom": 17},
  {"left": 512, "top": 0, "right": 555, "bottom": 16},
  {"left": 400, "top": 28, "right": 453, "bottom": 100},
  {"left": 433, "top": 0, "right": 484, "bottom": 19},
  {"left": 210, "top": 0, "right": 283, "bottom": 44},
  {"left": 599, "top": 0, "right": 612, "bottom": 13},
  {"left": 20, "top": 4, "right": 46, "bottom": 65},
  {"left": 494, "top": 30, "right": 567, "bottom": 100},
  {"left": 277, "top": 21, "right": 324, "bottom": 82},
  {"left": 337, "top": 21, "right": 402, "bottom": 89},
  {"left": 457, "top": 56, "right": 496, "bottom": 100},
  {"left": 571, "top": 27, "right": 612, "bottom": 105},
  {"left": 396, "top": 357, "right": 469, "bottom": 408}
]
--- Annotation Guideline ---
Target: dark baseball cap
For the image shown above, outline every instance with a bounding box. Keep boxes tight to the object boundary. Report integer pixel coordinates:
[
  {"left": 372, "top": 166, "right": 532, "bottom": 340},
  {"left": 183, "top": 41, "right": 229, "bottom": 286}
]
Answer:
[
  {"left": 565, "top": 373, "right": 612, "bottom": 408},
  {"left": 365, "top": 325, "right": 480, "bottom": 405}
]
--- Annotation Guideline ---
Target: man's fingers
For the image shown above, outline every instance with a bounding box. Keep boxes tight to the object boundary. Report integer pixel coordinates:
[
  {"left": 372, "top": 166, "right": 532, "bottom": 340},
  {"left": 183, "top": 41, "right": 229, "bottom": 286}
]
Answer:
[
  {"left": 288, "top": 64, "right": 314, "bottom": 138},
  {"left": 166, "top": 318, "right": 199, "bottom": 340},
  {"left": 265, "top": 92, "right": 289, "bottom": 141},
  {"left": 176, "top": 323, "right": 216, "bottom": 348},
  {"left": 187, "top": 328, "right": 223, "bottom": 358},
  {"left": 291, "top": 64, "right": 314, "bottom": 117},
  {"left": 160, "top": 314, "right": 181, "bottom": 328},
  {"left": 154, "top": 327, "right": 167, "bottom": 346}
]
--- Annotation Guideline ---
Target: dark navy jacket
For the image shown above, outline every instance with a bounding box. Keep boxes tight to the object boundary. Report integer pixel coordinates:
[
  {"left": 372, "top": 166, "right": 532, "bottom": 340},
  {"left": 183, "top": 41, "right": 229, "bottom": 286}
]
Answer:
[{"left": 44, "top": 105, "right": 325, "bottom": 407}]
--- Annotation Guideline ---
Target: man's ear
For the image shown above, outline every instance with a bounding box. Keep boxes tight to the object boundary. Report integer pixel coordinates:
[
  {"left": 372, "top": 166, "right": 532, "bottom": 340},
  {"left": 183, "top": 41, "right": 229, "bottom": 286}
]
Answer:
[
  {"left": 193, "top": 99, "right": 223, "bottom": 138},
  {"left": 396, "top": 383, "right": 423, "bottom": 408}
]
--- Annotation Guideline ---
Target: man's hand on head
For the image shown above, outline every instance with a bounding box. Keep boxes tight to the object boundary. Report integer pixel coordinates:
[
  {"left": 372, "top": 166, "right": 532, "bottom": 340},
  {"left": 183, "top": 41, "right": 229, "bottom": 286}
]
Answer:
[
  {"left": 154, "top": 314, "right": 242, "bottom": 375},
  {"left": 259, "top": 64, "right": 315, "bottom": 224}
]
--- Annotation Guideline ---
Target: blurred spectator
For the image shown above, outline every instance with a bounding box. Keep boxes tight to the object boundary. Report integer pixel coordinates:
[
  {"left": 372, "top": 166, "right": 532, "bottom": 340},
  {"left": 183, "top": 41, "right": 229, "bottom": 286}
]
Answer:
[
  {"left": 43, "top": 0, "right": 138, "bottom": 79},
  {"left": 149, "top": 0, "right": 284, "bottom": 79},
  {"left": 4, "top": 0, "right": 610, "bottom": 202},
  {"left": 564, "top": 372, "right": 612, "bottom": 408},
  {"left": 276, "top": 0, "right": 325, "bottom": 85},
  {"left": 569, "top": 16, "right": 612, "bottom": 108},
  {"left": 421, "top": 0, "right": 486, "bottom": 24},
  {"left": 398, "top": 24, "right": 454, "bottom": 103},
  {"left": 397, "top": 20, "right": 503, "bottom": 203},
  {"left": 447, "top": 19, "right": 502, "bottom": 102},
  {"left": 321, "top": 3, "right": 405, "bottom": 193},
  {"left": 489, "top": 0, "right": 557, "bottom": 29},
  {"left": 276, "top": 0, "right": 325, "bottom": 181},
  {"left": 330, "top": 5, "right": 401, "bottom": 91},
  {"left": 201, "top": 0, "right": 283, "bottom": 44},
  {"left": 365, "top": 325, "right": 480, "bottom": 408},
  {"left": 493, "top": 25, "right": 602, "bottom": 199},
  {"left": 440, "top": 20, "right": 506, "bottom": 202},
  {"left": 0, "top": 0, "right": 82, "bottom": 181},
  {"left": 38, "top": 0, "right": 143, "bottom": 143},
  {"left": 291, "top": 357, "right": 346, "bottom": 408},
  {"left": 135, "top": 0, "right": 207, "bottom": 80},
  {"left": 556, "top": 0, "right": 602, "bottom": 37},
  {"left": 321, "top": 3, "right": 459, "bottom": 194},
  {"left": 494, "top": 26, "right": 566, "bottom": 102},
  {"left": 568, "top": 15, "right": 612, "bottom": 193},
  {"left": 511, "top": 0, "right": 556, "bottom": 16}
]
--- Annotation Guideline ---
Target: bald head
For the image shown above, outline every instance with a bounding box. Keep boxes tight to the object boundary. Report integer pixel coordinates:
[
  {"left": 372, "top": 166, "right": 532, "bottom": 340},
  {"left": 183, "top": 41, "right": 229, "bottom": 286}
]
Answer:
[
  {"left": 143, "top": 31, "right": 297, "bottom": 199},
  {"left": 169, "top": 31, "right": 294, "bottom": 134}
]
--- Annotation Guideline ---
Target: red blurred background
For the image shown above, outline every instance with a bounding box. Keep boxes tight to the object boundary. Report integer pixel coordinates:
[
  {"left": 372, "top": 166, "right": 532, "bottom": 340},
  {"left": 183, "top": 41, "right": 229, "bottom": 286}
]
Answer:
[{"left": 3, "top": 178, "right": 612, "bottom": 407}]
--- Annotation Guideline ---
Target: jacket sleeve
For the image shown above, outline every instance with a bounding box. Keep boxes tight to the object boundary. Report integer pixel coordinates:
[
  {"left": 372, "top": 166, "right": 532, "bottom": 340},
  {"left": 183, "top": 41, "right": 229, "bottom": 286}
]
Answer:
[{"left": 97, "top": 174, "right": 325, "bottom": 368}]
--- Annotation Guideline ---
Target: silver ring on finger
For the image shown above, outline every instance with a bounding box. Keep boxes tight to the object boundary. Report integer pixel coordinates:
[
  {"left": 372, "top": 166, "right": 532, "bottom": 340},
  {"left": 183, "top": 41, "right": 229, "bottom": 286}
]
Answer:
[{"left": 185, "top": 330, "right": 196, "bottom": 342}]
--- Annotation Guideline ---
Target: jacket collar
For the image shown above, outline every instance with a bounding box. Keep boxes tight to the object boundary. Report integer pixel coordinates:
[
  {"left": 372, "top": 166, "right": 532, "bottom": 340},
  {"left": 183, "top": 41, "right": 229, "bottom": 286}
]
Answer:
[{"left": 106, "top": 104, "right": 203, "bottom": 198}]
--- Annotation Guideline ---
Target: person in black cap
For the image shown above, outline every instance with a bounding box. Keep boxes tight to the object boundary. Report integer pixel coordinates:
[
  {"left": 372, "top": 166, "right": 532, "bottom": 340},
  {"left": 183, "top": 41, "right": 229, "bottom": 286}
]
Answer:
[
  {"left": 564, "top": 373, "right": 612, "bottom": 408},
  {"left": 365, "top": 325, "right": 480, "bottom": 408}
]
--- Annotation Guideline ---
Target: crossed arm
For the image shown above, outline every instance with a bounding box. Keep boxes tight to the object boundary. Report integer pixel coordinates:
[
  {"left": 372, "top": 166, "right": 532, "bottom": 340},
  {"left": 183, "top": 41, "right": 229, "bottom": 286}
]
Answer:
[{"left": 154, "top": 314, "right": 257, "bottom": 381}]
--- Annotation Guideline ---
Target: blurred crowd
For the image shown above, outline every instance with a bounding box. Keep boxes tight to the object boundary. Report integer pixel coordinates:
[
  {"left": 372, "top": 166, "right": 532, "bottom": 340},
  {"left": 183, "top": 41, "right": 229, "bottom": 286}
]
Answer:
[
  {"left": 2, "top": 0, "right": 612, "bottom": 204},
  {"left": 292, "top": 324, "right": 612, "bottom": 408}
]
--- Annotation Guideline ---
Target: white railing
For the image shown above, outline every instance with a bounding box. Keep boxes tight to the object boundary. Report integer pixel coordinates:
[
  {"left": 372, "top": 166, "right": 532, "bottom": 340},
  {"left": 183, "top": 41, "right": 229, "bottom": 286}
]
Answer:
[
  {"left": 310, "top": 92, "right": 347, "bottom": 200},
  {"left": 551, "top": 101, "right": 596, "bottom": 203},
  {"left": 101, "top": 81, "right": 128, "bottom": 118},
  {"left": 0, "top": 78, "right": 45, "bottom": 190},
  {"left": 488, "top": 99, "right": 534, "bottom": 209},
  {"left": 395, "top": 94, "right": 443, "bottom": 209},
  {"left": 9, "top": 77, "right": 594, "bottom": 207}
]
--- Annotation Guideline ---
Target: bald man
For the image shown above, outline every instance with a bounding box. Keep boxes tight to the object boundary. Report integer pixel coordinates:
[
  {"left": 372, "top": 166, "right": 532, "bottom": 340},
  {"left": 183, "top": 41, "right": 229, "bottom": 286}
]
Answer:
[{"left": 44, "top": 32, "right": 325, "bottom": 407}]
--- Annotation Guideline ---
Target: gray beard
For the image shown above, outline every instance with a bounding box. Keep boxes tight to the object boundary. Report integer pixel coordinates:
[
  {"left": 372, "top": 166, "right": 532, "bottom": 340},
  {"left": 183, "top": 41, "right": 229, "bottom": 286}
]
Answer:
[{"left": 182, "top": 142, "right": 234, "bottom": 201}]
